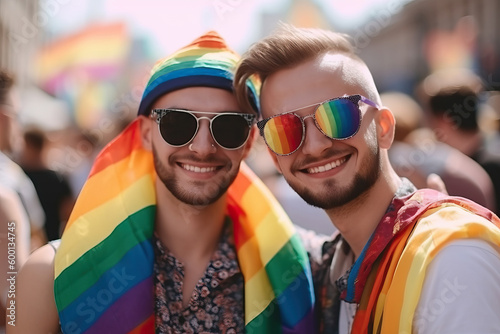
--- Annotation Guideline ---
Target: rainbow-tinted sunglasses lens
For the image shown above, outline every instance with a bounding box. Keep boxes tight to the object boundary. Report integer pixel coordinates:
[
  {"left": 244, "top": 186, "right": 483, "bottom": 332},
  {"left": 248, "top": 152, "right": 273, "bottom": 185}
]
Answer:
[{"left": 258, "top": 95, "right": 377, "bottom": 155}]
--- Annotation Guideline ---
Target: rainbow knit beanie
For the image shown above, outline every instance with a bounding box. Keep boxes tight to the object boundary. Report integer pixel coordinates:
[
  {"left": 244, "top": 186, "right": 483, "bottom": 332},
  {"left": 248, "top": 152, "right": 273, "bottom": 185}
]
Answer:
[{"left": 137, "top": 31, "right": 260, "bottom": 116}]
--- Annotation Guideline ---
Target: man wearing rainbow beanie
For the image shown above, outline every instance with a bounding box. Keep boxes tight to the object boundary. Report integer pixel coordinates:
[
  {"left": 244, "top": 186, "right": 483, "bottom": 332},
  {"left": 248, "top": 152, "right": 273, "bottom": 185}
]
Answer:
[{"left": 13, "top": 32, "right": 317, "bottom": 334}]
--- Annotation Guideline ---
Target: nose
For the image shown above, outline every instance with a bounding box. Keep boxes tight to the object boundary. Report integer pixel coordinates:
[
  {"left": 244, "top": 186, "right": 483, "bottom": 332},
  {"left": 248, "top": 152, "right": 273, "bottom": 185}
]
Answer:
[
  {"left": 187, "top": 118, "right": 217, "bottom": 155},
  {"left": 300, "top": 117, "right": 333, "bottom": 155}
]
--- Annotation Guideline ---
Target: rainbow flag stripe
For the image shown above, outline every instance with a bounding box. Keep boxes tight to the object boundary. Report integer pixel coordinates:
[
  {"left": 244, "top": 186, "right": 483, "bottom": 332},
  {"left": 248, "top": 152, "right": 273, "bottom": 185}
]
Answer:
[
  {"left": 263, "top": 114, "right": 303, "bottom": 155},
  {"left": 54, "top": 119, "right": 315, "bottom": 333},
  {"left": 315, "top": 99, "right": 359, "bottom": 139},
  {"left": 36, "top": 22, "right": 130, "bottom": 95},
  {"left": 351, "top": 191, "right": 500, "bottom": 334}
]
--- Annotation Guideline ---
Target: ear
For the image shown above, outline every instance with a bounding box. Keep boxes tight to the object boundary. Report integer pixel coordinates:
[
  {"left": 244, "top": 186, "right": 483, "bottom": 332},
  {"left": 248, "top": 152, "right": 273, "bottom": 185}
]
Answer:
[
  {"left": 376, "top": 108, "right": 396, "bottom": 149},
  {"left": 139, "top": 115, "right": 153, "bottom": 151}
]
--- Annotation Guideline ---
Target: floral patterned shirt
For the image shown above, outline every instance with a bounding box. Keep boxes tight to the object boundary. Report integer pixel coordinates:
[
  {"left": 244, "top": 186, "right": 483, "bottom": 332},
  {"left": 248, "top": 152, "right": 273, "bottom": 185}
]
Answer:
[{"left": 153, "top": 219, "right": 244, "bottom": 334}]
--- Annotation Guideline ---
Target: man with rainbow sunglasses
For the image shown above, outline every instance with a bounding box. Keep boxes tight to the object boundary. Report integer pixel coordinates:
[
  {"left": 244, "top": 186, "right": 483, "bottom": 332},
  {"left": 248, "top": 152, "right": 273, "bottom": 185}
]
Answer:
[
  {"left": 12, "top": 32, "right": 319, "bottom": 334},
  {"left": 235, "top": 24, "right": 500, "bottom": 333}
]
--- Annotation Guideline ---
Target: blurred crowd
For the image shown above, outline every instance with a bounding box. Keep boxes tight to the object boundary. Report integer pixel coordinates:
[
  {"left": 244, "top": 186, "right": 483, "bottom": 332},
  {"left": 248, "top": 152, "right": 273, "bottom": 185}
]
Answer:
[{"left": 385, "top": 69, "right": 500, "bottom": 213}]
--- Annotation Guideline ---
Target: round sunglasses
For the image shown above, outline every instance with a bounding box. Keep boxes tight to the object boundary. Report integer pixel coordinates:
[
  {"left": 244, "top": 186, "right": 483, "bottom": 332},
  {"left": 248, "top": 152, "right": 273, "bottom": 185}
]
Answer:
[
  {"left": 257, "top": 95, "right": 379, "bottom": 155},
  {"left": 151, "top": 109, "right": 256, "bottom": 150}
]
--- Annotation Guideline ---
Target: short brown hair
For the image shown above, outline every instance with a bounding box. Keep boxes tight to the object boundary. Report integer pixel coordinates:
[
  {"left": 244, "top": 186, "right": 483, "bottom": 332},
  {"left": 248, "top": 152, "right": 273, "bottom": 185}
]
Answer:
[
  {"left": 24, "top": 127, "right": 47, "bottom": 152},
  {"left": 0, "top": 70, "right": 15, "bottom": 105},
  {"left": 234, "top": 24, "right": 359, "bottom": 113}
]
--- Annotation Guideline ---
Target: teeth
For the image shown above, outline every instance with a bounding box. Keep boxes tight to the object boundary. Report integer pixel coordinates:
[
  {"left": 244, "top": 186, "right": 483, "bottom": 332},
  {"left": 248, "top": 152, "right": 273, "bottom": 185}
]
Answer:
[
  {"left": 182, "top": 164, "right": 217, "bottom": 173},
  {"left": 307, "top": 158, "right": 346, "bottom": 174}
]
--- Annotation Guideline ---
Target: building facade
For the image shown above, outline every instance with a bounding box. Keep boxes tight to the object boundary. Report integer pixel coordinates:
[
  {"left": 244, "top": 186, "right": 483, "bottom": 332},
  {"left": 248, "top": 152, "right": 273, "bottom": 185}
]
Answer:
[
  {"left": 352, "top": 0, "right": 500, "bottom": 93},
  {"left": 0, "top": 0, "right": 41, "bottom": 87}
]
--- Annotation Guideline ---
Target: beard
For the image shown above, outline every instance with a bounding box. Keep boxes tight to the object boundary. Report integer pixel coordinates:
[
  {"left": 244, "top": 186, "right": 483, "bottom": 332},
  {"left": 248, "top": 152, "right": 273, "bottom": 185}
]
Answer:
[
  {"left": 152, "top": 144, "right": 238, "bottom": 206},
  {"left": 286, "top": 145, "right": 380, "bottom": 210}
]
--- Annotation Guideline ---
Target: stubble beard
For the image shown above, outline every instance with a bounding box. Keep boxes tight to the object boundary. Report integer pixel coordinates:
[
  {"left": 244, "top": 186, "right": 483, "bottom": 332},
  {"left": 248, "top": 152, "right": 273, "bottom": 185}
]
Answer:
[
  {"left": 286, "top": 146, "right": 380, "bottom": 210},
  {"left": 152, "top": 144, "right": 238, "bottom": 206}
]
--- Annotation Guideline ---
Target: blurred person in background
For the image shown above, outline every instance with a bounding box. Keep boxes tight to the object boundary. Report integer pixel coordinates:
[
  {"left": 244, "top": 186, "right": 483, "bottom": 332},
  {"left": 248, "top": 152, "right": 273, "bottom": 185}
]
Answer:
[
  {"left": 483, "top": 91, "right": 500, "bottom": 157},
  {"left": 18, "top": 127, "right": 75, "bottom": 241},
  {"left": 57, "top": 127, "right": 101, "bottom": 198},
  {"left": 382, "top": 91, "right": 496, "bottom": 211},
  {"left": 0, "top": 69, "right": 46, "bottom": 250},
  {"left": 418, "top": 69, "right": 500, "bottom": 215}
]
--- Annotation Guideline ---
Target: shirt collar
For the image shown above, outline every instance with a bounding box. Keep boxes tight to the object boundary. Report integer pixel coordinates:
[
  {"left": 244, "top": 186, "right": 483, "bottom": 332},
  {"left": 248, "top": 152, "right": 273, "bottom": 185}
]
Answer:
[{"left": 336, "top": 178, "right": 417, "bottom": 303}]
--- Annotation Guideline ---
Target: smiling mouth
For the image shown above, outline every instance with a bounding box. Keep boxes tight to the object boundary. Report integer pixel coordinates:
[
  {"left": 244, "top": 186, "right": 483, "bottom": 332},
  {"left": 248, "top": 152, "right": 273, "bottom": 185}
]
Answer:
[
  {"left": 306, "top": 157, "right": 348, "bottom": 174},
  {"left": 180, "top": 163, "right": 219, "bottom": 173}
]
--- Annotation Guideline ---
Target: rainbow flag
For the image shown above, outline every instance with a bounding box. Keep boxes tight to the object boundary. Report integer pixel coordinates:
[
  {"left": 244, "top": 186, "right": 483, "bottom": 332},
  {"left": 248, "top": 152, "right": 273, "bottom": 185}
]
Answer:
[
  {"left": 36, "top": 22, "right": 130, "bottom": 95},
  {"left": 54, "top": 119, "right": 315, "bottom": 333}
]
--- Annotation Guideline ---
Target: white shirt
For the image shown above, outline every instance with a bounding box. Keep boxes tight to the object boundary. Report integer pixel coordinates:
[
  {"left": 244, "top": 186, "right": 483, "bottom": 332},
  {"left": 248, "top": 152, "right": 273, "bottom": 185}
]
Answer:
[
  {"left": 338, "top": 238, "right": 500, "bottom": 333},
  {"left": 413, "top": 238, "right": 500, "bottom": 334}
]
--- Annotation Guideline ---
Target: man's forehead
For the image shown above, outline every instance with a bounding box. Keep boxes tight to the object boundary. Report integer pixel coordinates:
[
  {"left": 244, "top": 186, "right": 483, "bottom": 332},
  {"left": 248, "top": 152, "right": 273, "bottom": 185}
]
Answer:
[
  {"left": 318, "top": 53, "right": 368, "bottom": 85},
  {"left": 261, "top": 53, "right": 370, "bottom": 112},
  {"left": 152, "top": 86, "right": 239, "bottom": 111},
  {"left": 317, "top": 53, "right": 350, "bottom": 67}
]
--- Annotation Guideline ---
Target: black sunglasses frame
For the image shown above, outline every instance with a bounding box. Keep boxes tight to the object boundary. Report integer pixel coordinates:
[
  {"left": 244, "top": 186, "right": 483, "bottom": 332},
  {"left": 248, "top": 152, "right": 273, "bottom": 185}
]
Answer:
[{"left": 151, "top": 108, "right": 256, "bottom": 150}]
